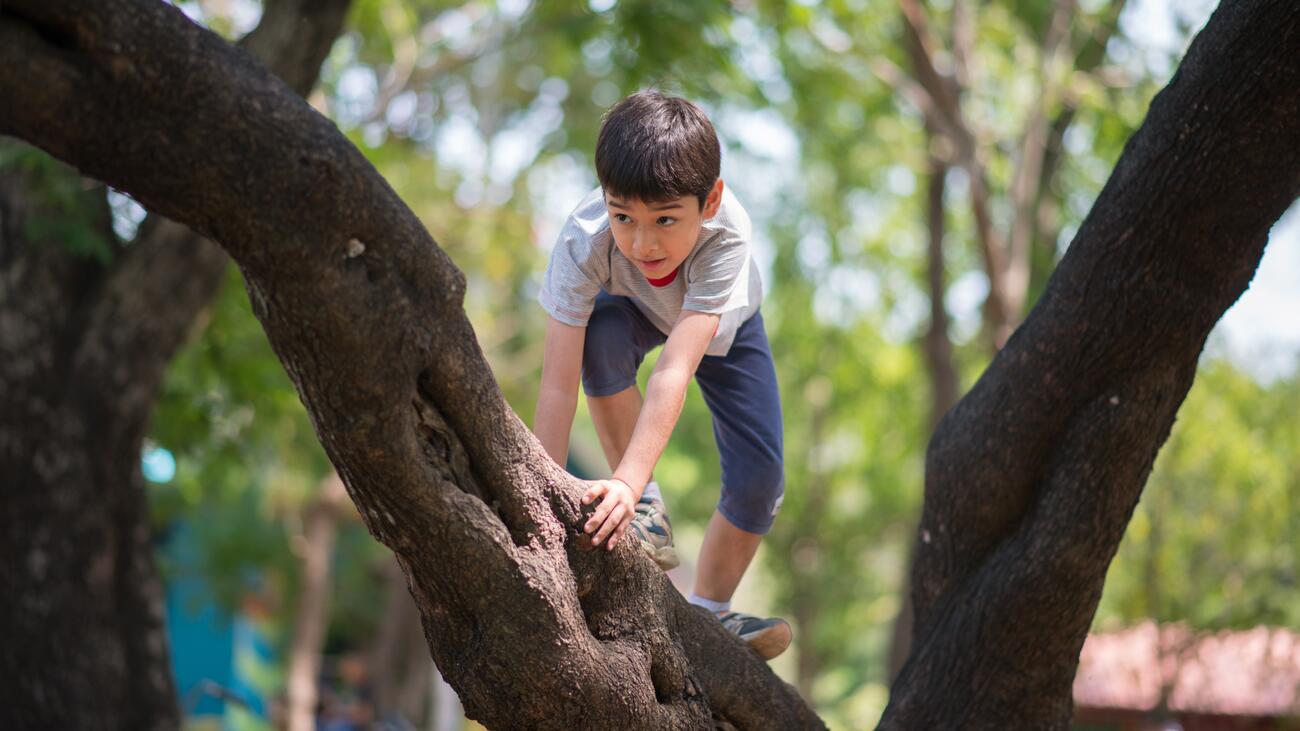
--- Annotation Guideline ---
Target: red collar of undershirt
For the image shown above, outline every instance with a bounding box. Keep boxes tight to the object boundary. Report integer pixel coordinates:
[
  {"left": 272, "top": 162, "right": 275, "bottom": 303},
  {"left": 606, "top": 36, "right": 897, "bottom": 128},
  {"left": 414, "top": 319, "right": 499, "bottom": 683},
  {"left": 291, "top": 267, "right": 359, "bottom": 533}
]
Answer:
[{"left": 646, "top": 267, "right": 680, "bottom": 287}]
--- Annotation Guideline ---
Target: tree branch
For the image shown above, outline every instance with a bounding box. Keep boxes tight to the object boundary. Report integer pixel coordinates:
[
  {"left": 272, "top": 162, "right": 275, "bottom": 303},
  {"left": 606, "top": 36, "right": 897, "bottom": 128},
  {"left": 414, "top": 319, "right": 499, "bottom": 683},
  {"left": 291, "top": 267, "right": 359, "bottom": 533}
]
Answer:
[
  {"left": 1003, "top": 0, "right": 1077, "bottom": 335},
  {"left": 69, "top": 0, "right": 353, "bottom": 418},
  {"left": 949, "top": 0, "right": 972, "bottom": 91},
  {"left": 885, "top": 2, "right": 1300, "bottom": 725},
  {"left": 897, "top": 0, "right": 1009, "bottom": 348},
  {"left": 1032, "top": 0, "right": 1130, "bottom": 261}
]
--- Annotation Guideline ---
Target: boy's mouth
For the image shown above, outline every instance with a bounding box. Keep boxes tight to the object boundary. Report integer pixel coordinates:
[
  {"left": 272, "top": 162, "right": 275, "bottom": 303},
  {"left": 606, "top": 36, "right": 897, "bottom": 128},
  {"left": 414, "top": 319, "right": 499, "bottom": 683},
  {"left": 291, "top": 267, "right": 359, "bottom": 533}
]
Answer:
[{"left": 638, "top": 256, "right": 679, "bottom": 287}]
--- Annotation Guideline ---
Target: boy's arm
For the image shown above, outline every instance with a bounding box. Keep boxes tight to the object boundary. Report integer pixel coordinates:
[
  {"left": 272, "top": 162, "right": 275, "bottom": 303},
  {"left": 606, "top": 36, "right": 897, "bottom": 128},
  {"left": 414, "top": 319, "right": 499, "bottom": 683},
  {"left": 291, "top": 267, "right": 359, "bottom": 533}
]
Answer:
[
  {"left": 533, "top": 316, "right": 586, "bottom": 466},
  {"left": 584, "top": 309, "right": 719, "bottom": 549}
]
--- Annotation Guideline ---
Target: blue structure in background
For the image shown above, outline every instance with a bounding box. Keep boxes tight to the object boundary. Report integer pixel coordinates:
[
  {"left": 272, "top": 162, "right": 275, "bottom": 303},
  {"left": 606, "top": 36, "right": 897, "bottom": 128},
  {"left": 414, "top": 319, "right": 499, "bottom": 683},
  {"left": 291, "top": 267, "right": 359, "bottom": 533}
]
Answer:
[
  {"left": 146, "top": 442, "right": 277, "bottom": 730},
  {"left": 162, "top": 520, "right": 277, "bottom": 730},
  {"left": 168, "top": 558, "right": 234, "bottom": 718},
  {"left": 152, "top": 449, "right": 591, "bottom": 728}
]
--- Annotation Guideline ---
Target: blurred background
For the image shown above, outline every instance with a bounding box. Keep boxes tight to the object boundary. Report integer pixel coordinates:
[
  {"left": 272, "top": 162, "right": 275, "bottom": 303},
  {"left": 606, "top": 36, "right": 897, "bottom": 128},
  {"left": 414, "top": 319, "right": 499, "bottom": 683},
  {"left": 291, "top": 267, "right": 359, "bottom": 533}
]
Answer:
[{"left": 107, "top": 0, "right": 1299, "bottom": 728}]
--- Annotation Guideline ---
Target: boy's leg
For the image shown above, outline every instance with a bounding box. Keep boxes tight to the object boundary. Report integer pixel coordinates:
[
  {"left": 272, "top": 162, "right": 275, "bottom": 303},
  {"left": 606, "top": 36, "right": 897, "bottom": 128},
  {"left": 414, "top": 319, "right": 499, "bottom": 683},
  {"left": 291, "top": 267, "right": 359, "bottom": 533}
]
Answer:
[
  {"left": 691, "top": 312, "right": 785, "bottom": 622},
  {"left": 588, "top": 386, "right": 667, "bottom": 509},
  {"left": 692, "top": 311, "right": 788, "bottom": 658},
  {"left": 581, "top": 292, "right": 666, "bottom": 476},
  {"left": 693, "top": 510, "right": 762, "bottom": 603}
]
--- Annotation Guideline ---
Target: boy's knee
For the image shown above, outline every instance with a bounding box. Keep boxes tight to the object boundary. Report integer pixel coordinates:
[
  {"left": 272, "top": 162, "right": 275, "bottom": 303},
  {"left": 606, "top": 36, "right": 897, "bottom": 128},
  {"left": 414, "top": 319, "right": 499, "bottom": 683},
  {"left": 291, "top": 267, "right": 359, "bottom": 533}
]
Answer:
[{"left": 719, "top": 459, "right": 785, "bottom": 534}]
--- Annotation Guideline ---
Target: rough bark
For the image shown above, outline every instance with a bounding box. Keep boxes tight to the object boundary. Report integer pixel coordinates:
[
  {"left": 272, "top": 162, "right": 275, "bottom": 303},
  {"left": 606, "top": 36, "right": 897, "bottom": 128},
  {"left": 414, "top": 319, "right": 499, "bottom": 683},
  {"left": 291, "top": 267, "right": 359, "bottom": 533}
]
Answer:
[
  {"left": 883, "top": 2, "right": 1300, "bottom": 728},
  {"left": 0, "top": 2, "right": 350, "bottom": 728},
  {"left": 0, "top": 2, "right": 823, "bottom": 729}
]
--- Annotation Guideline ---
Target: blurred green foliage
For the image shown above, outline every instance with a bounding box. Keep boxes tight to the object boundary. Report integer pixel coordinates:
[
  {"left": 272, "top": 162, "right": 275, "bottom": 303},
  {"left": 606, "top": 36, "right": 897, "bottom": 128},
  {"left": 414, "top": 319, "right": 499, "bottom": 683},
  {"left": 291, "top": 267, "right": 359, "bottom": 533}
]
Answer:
[
  {"left": 7, "top": 0, "right": 1290, "bottom": 727},
  {"left": 1096, "top": 358, "right": 1300, "bottom": 630}
]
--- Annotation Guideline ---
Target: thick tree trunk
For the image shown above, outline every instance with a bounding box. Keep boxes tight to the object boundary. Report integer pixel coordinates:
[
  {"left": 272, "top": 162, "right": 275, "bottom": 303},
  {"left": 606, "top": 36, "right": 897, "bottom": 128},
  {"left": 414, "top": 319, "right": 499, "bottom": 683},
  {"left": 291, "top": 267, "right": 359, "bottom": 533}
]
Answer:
[
  {"left": 0, "top": 2, "right": 823, "bottom": 729},
  {"left": 0, "top": 3, "right": 350, "bottom": 728},
  {"left": 884, "top": 3, "right": 1300, "bottom": 728},
  {"left": 0, "top": 166, "right": 179, "bottom": 730}
]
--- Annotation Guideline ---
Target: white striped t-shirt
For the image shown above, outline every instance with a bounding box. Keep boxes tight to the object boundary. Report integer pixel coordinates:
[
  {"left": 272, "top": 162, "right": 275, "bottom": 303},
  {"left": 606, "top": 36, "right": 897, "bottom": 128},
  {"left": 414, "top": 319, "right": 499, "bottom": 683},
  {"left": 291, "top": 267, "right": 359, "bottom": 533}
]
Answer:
[{"left": 538, "top": 185, "right": 763, "bottom": 357}]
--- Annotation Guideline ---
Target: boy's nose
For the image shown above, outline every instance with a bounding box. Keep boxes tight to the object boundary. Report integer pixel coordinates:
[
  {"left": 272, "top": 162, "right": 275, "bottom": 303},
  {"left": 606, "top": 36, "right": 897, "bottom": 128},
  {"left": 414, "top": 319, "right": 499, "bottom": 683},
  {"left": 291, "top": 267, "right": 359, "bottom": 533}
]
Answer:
[{"left": 633, "top": 229, "right": 658, "bottom": 256}]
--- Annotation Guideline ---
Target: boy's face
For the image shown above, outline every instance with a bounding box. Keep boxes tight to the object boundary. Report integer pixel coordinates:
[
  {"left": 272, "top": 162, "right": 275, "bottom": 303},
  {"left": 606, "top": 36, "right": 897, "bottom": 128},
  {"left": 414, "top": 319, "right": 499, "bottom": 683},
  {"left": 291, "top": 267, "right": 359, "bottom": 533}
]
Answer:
[{"left": 605, "top": 178, "right": 724, "bottom": 281}]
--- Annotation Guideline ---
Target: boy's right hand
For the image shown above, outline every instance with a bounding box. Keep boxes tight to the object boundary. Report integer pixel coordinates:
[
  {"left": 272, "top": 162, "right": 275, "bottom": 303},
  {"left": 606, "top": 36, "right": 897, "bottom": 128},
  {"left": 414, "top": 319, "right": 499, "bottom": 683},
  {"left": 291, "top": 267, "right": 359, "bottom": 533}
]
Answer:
[{"left": 581, "top": 478, "right": 637, "bottom": 550}]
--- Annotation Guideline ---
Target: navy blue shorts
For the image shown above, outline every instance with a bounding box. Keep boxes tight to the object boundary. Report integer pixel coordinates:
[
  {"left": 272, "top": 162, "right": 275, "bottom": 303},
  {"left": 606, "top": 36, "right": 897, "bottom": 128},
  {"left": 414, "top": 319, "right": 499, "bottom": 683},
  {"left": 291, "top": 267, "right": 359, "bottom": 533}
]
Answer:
[{"left": 581, "top": 291, "right": 785, "bottom": 534}]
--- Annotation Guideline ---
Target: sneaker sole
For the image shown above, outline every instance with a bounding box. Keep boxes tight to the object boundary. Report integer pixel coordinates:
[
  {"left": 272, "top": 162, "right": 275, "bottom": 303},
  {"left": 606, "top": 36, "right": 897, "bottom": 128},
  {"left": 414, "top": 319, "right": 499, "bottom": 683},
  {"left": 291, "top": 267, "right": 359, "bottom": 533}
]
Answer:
[
  {"left": 642, "top": 544, "right": 680, "bottom": 571},
  {"left": 744, "top": 622, "right": 792, "bottom": 661}
]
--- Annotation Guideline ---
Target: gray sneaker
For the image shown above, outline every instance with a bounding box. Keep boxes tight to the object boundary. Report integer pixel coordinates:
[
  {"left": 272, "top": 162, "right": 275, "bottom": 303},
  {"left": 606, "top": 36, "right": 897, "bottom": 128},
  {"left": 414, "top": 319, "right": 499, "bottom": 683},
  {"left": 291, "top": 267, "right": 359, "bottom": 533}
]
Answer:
[
  {"left": 629, "top": 495, "right": 680, "bottom": 570},
  {"left": 718, "top": 610, "right": 792, "bottom": 660}
]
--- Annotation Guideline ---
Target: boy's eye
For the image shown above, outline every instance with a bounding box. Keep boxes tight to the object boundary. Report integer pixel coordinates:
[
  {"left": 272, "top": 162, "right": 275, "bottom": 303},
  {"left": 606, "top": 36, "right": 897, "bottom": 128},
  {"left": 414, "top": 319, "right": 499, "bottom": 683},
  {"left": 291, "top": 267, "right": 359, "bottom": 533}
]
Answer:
[
  {"left": 657, "top": 217, "right": 677, "bottom": 226},
  {"left": 614, "top": 213, "right": 632, "bottom": 224}
]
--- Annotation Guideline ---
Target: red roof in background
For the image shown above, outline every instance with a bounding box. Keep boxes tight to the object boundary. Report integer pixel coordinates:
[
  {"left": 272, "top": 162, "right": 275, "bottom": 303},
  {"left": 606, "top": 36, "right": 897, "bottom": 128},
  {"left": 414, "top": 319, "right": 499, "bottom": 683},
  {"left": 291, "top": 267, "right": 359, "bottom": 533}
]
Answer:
[{"left": 1074, "top": 622, "right": 1300, "bottom": 717}]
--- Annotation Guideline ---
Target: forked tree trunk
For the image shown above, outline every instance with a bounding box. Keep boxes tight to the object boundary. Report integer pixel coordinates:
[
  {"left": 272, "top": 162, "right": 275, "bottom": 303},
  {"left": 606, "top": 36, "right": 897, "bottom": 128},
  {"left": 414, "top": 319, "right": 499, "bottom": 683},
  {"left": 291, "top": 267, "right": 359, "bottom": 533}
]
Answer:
[
  {"left": 0, "top": 2, "right": 350, "bottom": 728},
  {"left": 0, "top": 2, "right": 822, "bottom": 729}
]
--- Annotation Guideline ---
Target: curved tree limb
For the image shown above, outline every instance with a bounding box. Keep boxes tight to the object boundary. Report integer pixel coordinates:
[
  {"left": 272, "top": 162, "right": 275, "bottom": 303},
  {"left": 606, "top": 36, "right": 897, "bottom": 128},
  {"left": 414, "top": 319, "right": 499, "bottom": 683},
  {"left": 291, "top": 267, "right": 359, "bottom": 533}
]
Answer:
[
  {"left": 83, "top": 0, "right": 353, "bottom": 410},
  {"left": 884, "top": 2, "right": 1300, "bottom": 727}
]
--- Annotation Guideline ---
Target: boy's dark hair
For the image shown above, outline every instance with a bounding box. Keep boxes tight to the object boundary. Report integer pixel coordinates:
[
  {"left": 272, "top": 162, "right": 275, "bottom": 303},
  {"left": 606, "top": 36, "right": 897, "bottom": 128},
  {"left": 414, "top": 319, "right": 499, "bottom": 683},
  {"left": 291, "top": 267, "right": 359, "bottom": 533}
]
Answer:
[{"left": 595, "top": 90, "right": 721, "bottom": 209}]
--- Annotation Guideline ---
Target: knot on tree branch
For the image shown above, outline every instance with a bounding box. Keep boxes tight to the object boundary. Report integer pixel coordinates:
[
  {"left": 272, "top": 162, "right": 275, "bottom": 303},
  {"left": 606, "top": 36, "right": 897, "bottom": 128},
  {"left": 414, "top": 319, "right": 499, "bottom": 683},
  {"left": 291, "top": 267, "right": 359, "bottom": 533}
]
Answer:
[{"left": 411, "top": 390, "right": 489, "bottom": 504}]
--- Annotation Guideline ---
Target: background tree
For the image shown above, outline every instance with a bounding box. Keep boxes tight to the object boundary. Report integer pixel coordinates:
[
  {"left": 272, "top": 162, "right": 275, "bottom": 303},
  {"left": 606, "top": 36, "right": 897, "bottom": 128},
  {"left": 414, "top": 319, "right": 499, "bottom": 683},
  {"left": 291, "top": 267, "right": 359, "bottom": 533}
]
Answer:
[
  {"left": 1091, "top": 358, "right": 1300, "bottom": 713},
  {"left": 0, "top": 2, "right": 350, "bottom": 727}
]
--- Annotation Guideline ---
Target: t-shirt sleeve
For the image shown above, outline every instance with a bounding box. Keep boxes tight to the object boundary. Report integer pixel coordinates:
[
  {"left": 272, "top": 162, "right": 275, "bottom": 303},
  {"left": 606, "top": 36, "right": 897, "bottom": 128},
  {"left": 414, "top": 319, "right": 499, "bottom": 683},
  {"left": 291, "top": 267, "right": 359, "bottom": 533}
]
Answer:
[
  {"left": 538, "top": 223, "right": 607, "bottom": 327},
  {"left": 682, "top": 232, "right": 750, "bottom": 315}
]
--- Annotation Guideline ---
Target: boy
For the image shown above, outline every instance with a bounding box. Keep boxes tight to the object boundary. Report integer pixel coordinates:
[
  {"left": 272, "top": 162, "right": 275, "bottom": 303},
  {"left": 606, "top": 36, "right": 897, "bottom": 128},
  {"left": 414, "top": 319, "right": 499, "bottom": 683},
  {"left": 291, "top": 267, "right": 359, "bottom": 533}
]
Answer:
[{"left": 532, "top": 90, "right": 790, "bottom": 660}]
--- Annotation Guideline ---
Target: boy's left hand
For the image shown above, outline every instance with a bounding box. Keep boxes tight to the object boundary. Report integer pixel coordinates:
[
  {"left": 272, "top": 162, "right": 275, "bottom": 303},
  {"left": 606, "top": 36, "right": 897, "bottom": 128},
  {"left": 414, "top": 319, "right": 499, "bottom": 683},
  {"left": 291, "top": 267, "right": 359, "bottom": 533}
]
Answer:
[{"left": 581, "top": 478, "right": 637, "bottom": 549}]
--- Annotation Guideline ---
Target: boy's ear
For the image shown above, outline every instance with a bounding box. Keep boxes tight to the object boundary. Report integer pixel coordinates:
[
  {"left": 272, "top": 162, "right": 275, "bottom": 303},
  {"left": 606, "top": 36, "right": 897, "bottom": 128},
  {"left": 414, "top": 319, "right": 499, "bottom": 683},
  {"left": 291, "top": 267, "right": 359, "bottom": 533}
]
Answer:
[{"left": 703, "top": 178, "right": 724, "bottom": 218}]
